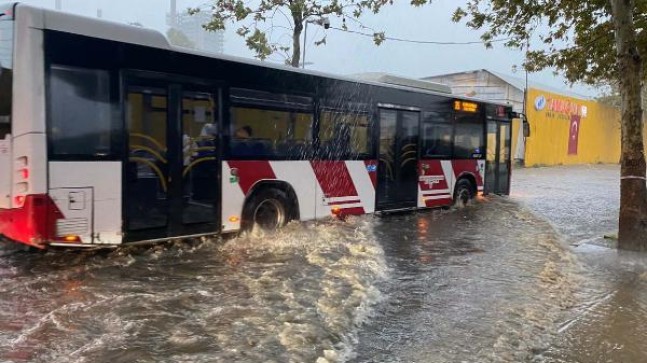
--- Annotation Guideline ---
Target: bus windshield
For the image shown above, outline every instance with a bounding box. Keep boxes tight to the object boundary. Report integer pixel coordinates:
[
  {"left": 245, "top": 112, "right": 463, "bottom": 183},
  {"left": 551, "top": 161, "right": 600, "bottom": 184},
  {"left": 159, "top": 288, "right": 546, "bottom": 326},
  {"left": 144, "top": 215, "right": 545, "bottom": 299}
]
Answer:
[{"left": 0, "top": 5, "right": 14, "bottom": 139}]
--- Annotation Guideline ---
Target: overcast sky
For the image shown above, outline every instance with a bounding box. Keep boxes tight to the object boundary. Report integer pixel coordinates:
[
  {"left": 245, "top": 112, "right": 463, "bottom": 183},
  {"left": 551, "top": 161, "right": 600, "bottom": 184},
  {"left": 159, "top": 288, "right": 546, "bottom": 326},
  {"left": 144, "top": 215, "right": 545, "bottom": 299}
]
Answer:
[{"left": 20, "top": 0, "right": 598, "bottom": 97}]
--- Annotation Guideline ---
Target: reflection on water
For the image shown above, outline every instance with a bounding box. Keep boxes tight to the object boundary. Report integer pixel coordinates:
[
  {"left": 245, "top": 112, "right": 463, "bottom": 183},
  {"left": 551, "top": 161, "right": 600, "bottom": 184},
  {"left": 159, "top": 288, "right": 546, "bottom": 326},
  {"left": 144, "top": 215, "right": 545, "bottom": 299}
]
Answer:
[
  {"left": 514, "top": 165, "right": 647, "bottom": 363},
  {"left": 352, "top": 197, "right": 580, "bottom": 363}
]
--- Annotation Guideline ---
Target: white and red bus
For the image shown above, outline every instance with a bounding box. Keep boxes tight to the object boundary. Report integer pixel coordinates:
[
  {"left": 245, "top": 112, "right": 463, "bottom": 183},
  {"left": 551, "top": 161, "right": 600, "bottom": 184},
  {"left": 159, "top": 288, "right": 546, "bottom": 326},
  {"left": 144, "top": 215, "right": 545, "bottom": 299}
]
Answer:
[{"left": 0, "top": 3, "right": 513, "bottom": 249}]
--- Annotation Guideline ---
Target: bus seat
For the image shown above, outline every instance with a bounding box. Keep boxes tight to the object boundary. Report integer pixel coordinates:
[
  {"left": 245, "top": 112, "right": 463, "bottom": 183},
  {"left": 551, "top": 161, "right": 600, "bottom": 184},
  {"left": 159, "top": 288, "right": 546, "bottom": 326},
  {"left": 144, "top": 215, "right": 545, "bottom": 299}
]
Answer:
[{"left": 252, "top": 139, "right": 272, "bottom": 156}]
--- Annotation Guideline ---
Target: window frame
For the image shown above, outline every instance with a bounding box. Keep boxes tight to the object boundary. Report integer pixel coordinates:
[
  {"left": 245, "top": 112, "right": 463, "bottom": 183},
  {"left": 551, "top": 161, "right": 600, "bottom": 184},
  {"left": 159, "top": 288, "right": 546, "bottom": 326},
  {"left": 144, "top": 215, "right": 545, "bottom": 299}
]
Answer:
[
  {"left": 317, "top": 107, "right": 375, "bottom": 161},
  {"left": 420, "top": 111, "right": 454, "bottom": 160},
  {"left": 46, "top": 64, "right": 121, "bottom": 161},
  {"left": 452, "top": 111, "right": 486, "bottom": 160},
  {"left": 227, "top": 95, "right": 316, "bottom": 160}
]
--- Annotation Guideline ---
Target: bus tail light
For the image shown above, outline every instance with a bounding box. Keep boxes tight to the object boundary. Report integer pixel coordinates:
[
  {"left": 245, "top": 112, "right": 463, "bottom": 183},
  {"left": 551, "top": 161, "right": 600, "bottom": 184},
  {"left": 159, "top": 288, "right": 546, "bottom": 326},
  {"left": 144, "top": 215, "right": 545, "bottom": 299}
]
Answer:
[
  {"left": 13, "top": 156, "right": 29, "bottom": 208},
  {"left": 62, "top": 235, "right": 81, "bottom": 243},
  {"left": 14, "top": 195, "right": 25, "bottom": 206}
]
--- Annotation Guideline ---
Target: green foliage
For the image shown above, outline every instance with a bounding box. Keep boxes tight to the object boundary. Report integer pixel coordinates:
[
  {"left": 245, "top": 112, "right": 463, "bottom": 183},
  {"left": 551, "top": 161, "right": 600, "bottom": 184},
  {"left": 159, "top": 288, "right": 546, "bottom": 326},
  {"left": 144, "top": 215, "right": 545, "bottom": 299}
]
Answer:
[
  {"left": 446, "top": 0, "right": 647, "bottom": 86},
  {"left": 194, "top": 0, "right": 404, "bottom": 66}
]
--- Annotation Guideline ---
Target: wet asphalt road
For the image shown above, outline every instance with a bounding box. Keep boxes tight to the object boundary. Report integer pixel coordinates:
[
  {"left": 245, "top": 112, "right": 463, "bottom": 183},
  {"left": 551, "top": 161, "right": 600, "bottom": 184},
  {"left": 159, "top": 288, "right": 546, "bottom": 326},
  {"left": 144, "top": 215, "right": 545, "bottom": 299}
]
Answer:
[{"left": 1, "top": 164, "right": 646, "bottom": 363}]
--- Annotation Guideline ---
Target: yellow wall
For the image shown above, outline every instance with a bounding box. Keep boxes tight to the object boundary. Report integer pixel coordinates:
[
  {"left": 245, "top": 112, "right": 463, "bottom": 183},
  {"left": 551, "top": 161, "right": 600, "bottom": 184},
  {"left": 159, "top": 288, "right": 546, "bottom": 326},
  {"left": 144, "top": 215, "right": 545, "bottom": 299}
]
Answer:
[{"left": 523, "top": 88, "right": 622, "bottom": 167}]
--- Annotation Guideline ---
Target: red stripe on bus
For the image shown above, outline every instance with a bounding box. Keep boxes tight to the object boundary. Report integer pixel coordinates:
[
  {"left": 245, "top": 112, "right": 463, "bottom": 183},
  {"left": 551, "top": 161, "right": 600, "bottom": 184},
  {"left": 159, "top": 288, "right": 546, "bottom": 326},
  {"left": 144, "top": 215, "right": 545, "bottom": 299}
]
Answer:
[
  {"left": 338, "top": 207, "right": 365, "bottom": 215},
  {"left": 227, "top": 161, "right": 276, "bottom": 195},
  {"left": 452, "top": 160, "right": 483, "bottom": 186},
  {"left": 425, "top": 197, "right": 453, "bottom": 208},
  {"left": 311, "top": 161, "right": 359, "bottom": 198},
  {"left": 418, "top": 160, "right": 450, "bottom": 191},
  {"left": 330, "top": 199, "right": 361, "bottom": 206}
]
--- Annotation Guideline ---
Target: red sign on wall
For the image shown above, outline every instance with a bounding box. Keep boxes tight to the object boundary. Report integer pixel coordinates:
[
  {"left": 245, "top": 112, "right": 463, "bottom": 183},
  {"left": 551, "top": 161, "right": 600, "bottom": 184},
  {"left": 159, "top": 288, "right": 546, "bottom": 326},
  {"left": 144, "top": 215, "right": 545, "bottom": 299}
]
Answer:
[{"left": 568, "top": 115, "right": 581, "bottom": 155}]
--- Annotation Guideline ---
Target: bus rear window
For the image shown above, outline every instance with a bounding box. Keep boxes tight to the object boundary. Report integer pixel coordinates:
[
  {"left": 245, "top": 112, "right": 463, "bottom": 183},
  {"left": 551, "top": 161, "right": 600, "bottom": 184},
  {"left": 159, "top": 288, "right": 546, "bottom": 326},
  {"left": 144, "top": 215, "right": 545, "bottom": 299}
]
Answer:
[{"left": 0, "top": 7, "right": 14, "bottom": 140}]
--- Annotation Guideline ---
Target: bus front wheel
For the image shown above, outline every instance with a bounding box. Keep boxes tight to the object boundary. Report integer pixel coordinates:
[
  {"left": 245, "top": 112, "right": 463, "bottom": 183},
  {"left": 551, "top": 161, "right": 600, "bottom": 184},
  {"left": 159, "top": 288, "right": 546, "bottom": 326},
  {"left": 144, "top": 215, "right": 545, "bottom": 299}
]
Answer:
[
  {"left": 453, "top": 179, "right": 475, "bottom": 207},
  {"left": 242, "top": 188, "right": 291, "bottom": 232}
]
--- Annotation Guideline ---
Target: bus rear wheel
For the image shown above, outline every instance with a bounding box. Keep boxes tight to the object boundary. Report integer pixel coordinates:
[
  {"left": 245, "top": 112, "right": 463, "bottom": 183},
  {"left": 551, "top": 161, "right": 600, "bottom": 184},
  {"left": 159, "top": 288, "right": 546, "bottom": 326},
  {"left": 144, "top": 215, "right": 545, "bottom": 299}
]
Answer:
[
  {"left": 453, "top": 179, "right": 475, "bottom": 207},
  {"left": 242, "top": 188, "right": 291, "bottom": 232}
]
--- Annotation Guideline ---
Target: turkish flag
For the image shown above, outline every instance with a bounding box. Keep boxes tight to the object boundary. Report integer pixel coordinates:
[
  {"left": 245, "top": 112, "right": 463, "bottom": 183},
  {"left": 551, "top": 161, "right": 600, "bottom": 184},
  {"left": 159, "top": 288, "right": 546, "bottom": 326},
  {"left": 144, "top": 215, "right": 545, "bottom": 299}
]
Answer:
[{"left": 568, "top": 115, "right": 581, "bottom": 155}]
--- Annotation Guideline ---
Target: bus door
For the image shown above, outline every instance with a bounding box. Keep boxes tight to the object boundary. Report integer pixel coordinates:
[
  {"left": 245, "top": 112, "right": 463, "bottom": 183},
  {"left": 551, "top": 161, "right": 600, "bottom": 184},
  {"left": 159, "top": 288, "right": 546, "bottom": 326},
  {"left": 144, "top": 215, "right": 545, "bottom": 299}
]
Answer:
[
  {"left": 124, "top": 76, "right": 220, "bottom": 241},
  {"left": 485, "top": 120, "right": 512, "bottom": 195},
  {"left": 377, "top": 108, "right": 420, "bottom": 210}
]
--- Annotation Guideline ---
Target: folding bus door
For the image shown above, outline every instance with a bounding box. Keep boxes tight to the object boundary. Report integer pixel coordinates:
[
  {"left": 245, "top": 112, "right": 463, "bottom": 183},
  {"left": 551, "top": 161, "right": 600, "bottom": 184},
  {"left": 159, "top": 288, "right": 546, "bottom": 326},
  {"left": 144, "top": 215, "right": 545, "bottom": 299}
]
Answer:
[
  {"left": 377, "top": 108, "right": 420, "bottom": 210},
  {"left": 485, "top": 120, "right": 512, "bottom": 195},
  {"left": 124, "top": 76, "right": 220, "bottom": 241}
]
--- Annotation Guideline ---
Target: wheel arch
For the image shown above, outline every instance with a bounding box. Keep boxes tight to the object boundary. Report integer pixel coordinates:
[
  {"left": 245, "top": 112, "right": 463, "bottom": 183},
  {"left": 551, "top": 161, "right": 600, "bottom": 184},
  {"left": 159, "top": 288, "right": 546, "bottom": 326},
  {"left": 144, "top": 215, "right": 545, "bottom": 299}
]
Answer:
[
  {"left": 455, "top": 172, "right": 477, "bottom": 195},
  {"left": 244, "top": 180, "right": 301, "bottom": 220}
]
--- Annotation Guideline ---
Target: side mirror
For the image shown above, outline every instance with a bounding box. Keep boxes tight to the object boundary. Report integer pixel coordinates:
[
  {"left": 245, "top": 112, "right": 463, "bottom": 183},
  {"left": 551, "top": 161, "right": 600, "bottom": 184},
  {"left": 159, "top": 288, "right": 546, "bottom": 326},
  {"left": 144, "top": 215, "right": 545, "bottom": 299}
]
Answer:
[
  {"left": 509, "top": 111, "right": 530, "bottom": 138},
  {"left": 523, "top": 120, "right": 531, "bottom": 138}
]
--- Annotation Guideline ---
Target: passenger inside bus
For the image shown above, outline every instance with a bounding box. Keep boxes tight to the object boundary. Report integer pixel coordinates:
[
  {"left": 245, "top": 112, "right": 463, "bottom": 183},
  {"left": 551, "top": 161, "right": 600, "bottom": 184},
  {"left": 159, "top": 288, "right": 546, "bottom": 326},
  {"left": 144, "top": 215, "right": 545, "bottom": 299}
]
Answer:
[
  {"left": 195, "top": 123, "right": 217, "bottom": 156},
  {"left": 235, "top": 126, "right": 252, "bottom": 139},
  {"left": 232, "top": 125, "right": 267, "bottom": 156}
]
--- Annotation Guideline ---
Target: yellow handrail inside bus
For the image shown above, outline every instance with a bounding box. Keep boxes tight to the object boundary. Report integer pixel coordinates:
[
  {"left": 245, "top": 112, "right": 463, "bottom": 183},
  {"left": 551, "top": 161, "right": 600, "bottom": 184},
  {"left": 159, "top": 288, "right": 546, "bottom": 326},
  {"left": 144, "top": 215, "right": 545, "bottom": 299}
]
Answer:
[
  {"left": 401, "top": 157, "right": 417, "bottom": 167},
  {"left": 129, "top": 157, "right": 168, "bottom": 193},
  {"left": 402, "top": 143, "right": 416, "bottom": 151},
  {"left": 189, "top": 146, "right": 216, "bottom": 154},
  {"left": 130, "top": 133, "right": 166, "bottom": 152},
  {"left": 130, "top": 145, "right": 168, "bottom": 164},
  {"left": 183, "top": 157, "right": 217, "bottom": 178},
  {"left": 401, "top": 150, "right": 417, "bottom": 158},
  {"left": 193, "top": 136, "right": 216, "bottom": 142}
]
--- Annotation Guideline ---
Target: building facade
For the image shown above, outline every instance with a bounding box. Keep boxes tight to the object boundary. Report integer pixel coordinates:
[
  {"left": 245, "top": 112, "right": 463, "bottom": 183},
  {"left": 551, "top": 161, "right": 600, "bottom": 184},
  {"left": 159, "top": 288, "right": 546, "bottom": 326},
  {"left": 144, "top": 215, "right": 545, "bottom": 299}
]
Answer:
[
  {"left": 167, "top": 6, "right": 224, "bottom": 54},
  {"left": 424, "top": 69, "right": 625, "bottom": 167}
]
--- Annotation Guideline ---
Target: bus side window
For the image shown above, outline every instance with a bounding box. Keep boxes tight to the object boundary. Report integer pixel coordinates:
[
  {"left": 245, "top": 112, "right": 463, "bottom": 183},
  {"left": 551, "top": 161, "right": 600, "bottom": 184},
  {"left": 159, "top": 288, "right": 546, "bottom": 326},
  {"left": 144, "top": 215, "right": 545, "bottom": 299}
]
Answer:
[
  {"left": 229, "top": 106, "right": 313, "bottom": 159},
  {"left": 319, "top": 111, "right": 372, "bottom": 160},
  {"left": 48, "top": 65, "right": 113, "bottom": 157},
  {"left": 421, "top": 112, "right": 452, "bottom": 159},
  {"left": 454, "top": 114, "right": 485, "bottom": 159}
]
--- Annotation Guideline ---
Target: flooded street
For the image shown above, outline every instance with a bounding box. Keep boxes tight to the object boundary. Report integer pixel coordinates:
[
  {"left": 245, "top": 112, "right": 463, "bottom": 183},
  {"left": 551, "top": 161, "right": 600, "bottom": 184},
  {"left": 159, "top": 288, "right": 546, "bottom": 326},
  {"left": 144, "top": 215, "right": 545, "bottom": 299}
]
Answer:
[
  {"left": 0, "top": 222, "right": 387, "bottom": 363},
  {"left": 513, "top": 165, "right": 647, "bottom": 363},
  {"left": 1, "top": 164, "right": 646, "bottom": 362},
  {"left": 351, "top": 199, "right": 578, "bottom": 363}
]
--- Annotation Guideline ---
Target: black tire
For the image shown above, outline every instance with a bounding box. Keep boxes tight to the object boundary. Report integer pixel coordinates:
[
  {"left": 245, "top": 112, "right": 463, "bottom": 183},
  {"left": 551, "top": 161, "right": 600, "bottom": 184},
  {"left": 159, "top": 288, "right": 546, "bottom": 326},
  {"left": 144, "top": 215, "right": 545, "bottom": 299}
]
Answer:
[
  {"left": 242, "top": 188, "right": 292, "bottom": 232},
  {"left": 453, "top": 179, "right": 475, "bottom": 206}
]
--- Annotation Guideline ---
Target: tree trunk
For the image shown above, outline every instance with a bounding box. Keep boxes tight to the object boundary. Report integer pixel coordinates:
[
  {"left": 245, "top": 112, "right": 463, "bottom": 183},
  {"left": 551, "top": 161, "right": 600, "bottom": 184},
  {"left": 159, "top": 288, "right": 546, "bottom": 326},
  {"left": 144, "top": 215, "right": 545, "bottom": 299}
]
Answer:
[
  {"left": 291, "top": 13, "right": 303, "bottom": 68},
  {"left": 609, "top": 0, "right": 647, "bottom": 251}
]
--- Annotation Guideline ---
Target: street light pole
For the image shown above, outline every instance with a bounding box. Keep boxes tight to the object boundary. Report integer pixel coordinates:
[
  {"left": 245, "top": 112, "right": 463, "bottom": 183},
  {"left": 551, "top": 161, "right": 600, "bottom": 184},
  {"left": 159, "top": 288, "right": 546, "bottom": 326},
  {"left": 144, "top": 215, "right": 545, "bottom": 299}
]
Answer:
[
  {"left": 301, "top": 17, "right": 329, "bottom": 69},
  {"left": 302, "top": 20, "right": 309, "bottom": 69}
]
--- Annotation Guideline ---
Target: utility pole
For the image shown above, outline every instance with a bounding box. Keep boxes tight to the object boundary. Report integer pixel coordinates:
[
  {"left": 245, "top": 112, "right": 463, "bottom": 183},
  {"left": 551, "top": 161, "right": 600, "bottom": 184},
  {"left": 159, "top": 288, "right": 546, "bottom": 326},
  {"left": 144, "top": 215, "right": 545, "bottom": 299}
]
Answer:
[{"left": 55, "top": 0, "right": 62, "bottom": 10}]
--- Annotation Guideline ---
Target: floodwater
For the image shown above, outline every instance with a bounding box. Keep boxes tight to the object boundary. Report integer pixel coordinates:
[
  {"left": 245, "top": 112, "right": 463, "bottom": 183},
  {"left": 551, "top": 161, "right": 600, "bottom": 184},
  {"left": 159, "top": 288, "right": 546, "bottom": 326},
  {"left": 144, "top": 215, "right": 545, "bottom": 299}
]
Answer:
[
  {"left": 1, "top": 164, "right": 645, "bottom": 362},
  {"left": 513, "top": 165, "right": 647, "bottom": 363},
  {"left": 0, "top": 221, "right": 387, "bottom": 363},
  {"left": 351, "top": 198, "right": 578, "bottom": 363}
]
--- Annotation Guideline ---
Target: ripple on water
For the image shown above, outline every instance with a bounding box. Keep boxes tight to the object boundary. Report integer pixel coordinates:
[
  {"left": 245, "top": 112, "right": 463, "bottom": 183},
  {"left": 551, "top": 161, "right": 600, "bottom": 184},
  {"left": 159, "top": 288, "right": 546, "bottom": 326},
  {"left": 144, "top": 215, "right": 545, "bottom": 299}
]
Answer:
[{"left": 0, "top": 217, "right": 387, "bottom": 363}]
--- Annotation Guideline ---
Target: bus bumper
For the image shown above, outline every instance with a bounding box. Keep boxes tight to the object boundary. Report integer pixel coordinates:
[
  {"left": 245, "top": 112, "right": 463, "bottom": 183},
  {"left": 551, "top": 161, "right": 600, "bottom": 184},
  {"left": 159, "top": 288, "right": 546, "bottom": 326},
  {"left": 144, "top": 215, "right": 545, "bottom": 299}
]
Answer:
[{"left": 0, "top": 194, "right": 59, "bottom": 249}]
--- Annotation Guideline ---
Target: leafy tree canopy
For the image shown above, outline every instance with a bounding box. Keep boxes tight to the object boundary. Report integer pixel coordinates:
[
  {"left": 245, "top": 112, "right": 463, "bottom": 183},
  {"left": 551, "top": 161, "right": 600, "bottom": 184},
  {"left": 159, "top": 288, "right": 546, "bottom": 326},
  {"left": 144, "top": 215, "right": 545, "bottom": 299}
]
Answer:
[
  {"left": 192, "top": 1, "right": 426, "bottom": 66},
  {"left": 448, "top": 0, "right": 647, "bottom": 85}
]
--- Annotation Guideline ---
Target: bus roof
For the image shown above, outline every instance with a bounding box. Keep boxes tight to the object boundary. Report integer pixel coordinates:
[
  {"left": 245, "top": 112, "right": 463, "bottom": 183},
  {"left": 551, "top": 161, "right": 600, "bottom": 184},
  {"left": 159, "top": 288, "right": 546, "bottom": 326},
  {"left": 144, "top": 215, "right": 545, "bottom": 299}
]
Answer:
[{"left": 15, "top": 3, "right": 510, "bottom": 107}]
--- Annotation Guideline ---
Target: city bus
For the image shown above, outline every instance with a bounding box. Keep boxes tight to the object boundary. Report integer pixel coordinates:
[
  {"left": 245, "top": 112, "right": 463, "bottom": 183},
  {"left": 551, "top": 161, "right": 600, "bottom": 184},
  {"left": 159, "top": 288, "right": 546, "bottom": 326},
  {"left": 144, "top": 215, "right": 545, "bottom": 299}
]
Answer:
[{"left": 0, "top": 3, "right": 513, "bottom": 249}]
